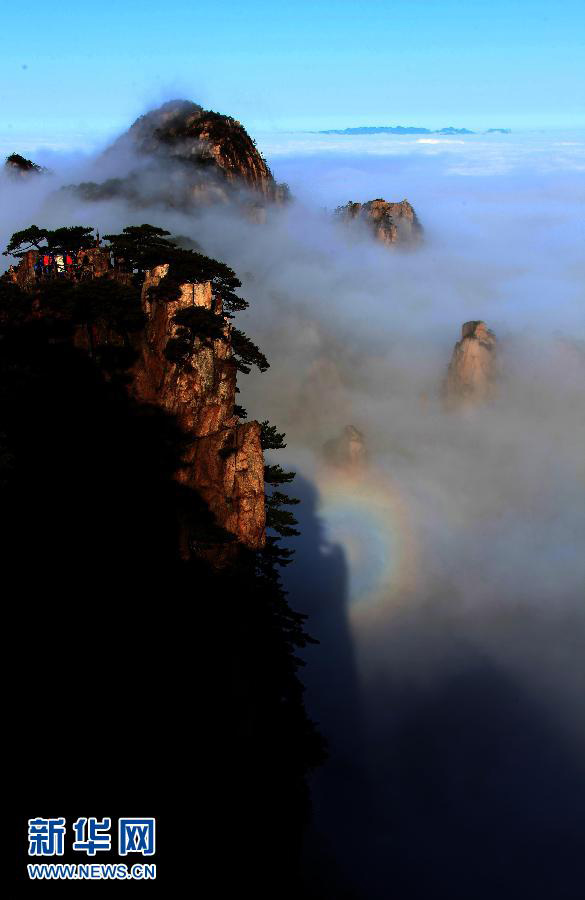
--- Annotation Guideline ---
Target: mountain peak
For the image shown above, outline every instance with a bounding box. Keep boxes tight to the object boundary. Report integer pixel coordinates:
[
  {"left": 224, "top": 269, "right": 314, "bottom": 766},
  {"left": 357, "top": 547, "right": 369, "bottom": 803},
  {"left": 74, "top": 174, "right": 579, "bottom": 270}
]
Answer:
[
  {"left": 336, "top": 198, "right": 423, "bottom": 246},
  {"left": 126, "top": 99, "right": 281, "bottom": 199}
]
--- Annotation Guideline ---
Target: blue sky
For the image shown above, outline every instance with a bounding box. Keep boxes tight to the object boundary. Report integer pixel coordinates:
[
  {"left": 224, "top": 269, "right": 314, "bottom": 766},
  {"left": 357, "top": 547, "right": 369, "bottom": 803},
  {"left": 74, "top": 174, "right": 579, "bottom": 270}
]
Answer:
[{"left": 1, "top": 0, "right": 584, "bottom": 149}]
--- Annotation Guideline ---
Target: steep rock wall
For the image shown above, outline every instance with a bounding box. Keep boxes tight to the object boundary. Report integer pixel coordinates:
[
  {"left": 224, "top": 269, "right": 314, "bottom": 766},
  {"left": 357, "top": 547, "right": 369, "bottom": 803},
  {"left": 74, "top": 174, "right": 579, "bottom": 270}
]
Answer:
[
  {"left": 337, "top": 198, "right": 422, "bottom": 246},
  {"left": 132, "top": 266, "right": 266, "bottom": 550},
  {"left": 5, "top": 250, "right": 266, "bottom": 552},
  {"left": 100, "top": 100, "right": 288, "bottom": 208},
  {"left": 444, "top": 320, "right": 497, "bottom": 410},
  {"left": 7, "top": 250, "right": 37, "bottom": 289}
]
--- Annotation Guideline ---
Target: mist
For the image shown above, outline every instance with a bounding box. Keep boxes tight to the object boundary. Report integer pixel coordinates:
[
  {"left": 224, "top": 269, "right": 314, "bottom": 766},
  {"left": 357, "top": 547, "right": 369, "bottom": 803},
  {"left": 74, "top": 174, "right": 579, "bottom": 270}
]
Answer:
[{"left": 2, "top": 125, "right": 584, "bottom": 897}]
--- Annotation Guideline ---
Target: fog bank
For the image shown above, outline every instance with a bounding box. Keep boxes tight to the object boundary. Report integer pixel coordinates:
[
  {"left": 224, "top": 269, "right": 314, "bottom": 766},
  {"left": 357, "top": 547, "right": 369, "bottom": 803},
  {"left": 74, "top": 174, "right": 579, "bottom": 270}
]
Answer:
[{"left": 2, "top": 126, "right": 584, "bottom": 897}]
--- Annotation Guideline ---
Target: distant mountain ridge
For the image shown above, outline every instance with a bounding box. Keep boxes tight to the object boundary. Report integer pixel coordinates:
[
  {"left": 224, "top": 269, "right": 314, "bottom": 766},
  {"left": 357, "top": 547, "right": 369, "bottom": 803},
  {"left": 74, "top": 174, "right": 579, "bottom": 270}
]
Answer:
[{"left": 318, "top": 125, "right": 511, "bottom": 135}]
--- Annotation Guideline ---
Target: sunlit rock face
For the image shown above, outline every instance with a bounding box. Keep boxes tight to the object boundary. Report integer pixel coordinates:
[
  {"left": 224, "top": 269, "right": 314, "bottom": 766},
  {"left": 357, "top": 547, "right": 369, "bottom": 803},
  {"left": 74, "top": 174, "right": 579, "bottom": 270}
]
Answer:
[
  {"left": 77, "top": 247, "right": 111, "bottom": 277},
  {"left": 131, "top": 266, "right": 265, "bottom": 550},
  {"left": 128, "top": 100, "right": 283, "bottom": 199},
  {"left": 323, "top": 425, "right": 368, "bottom": 475},
  {"left": 135, "top": 267, "right": 237, "bottom": 435},
  {"left": 5, "top": 250, "right": 266, "bottom": 552},
  {"left": 6, "top": 250, "right": 37, "bottom": 289},
  {"left": 336, "top": 198, "right": 423, "bottom": 246},
  {"left": 444, "top": 320, "right": 497, "bottom": 410},
  {"left": 79, "top": 99, "right": 288, "bottom": 210}
]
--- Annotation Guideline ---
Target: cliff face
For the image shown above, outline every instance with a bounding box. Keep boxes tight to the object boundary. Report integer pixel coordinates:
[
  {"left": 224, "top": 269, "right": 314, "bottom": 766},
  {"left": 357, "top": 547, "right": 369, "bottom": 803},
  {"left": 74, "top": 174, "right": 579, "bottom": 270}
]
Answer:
[
  {"left": 129, "top": 100, "right": 280, "bottom": 198},
  {"left": 7, "top": 250, "right": 37, "bottom": 289},
  {"left": 133, "top": 266, "right": 266, "bottom": 551},
  {"left": 444, "top": 320, "right": 497, "bottom": 409},
  {"left": 337, "top": 198, "right": 422, "bottom": 246},
  {"left": 78, "top": 100, "right": 288, "bottom": 210},
  {"left": 5, "top": 241, "right": 266, "bottom": 553}
]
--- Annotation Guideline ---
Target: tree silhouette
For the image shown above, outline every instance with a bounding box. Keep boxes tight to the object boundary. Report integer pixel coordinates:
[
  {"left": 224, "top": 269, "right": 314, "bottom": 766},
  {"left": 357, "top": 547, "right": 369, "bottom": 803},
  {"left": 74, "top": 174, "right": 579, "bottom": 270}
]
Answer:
[
  {"left": 103, "top": 224, "right": 176, "bottom": 271},
  {"left": 264, "top": 463, "right": 294, "bottom": 486},
  {"left": 265, "top": 491, "right": 301, "bottom": 537},
  {"left": 260, "top": 419, "right": 300, "bottom": 541},
  {"left": 3, "top": 225, "right": 48, "bottom": 256},
  {"left": 5, "top": 153, "right": 43, "bottom": 174},
  {"left": 3, "top": 224, "right": 95, "bottom": 257},
  {"left": 46, "top": 226, "right": 95, "bottom": 252},
  {"left": 231, "top": 327, "right": 269, "bottom": 374}
]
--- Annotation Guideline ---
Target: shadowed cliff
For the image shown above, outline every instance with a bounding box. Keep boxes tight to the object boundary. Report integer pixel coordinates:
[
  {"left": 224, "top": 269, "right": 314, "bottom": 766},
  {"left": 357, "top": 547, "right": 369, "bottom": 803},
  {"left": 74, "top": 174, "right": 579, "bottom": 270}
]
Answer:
[{"left": 3, "top": 226, "right": 324, "bottom": 896}]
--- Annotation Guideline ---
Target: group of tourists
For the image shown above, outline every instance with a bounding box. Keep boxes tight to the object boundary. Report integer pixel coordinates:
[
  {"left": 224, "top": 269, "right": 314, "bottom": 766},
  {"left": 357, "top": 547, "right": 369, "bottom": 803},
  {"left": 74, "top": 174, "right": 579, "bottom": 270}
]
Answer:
[
  {"left": 31, "top": 248, "right": 120, "bottom": 282},
  {"left": 34, "top": 252, "right": 81, "bottom": 280},
  {"left": 6, "top": 245, "right": 132, "bottom": 290}
]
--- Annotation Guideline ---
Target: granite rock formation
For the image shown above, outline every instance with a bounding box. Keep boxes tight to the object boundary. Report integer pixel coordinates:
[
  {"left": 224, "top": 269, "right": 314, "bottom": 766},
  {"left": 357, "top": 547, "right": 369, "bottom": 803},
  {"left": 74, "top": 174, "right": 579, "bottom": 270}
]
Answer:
[
  {"left": 336, "top": 198, "right": 422, "bottom": 246},
  {"left": 5, "top": 248, "right": 266, "bottom": 554},
  {"left": 323, "top": 425, "right": 368, "bottom": 474},
  {"left": 444, "top": 320, "right": 497, "bottom": 409},
  {"left": 73, "top": 100, "right": 288, "bottom": 211},
  {"left": 133, "top": 266, "right": 265, "bottom": 550},
  {"left": 6, "top": 250, "right": 37, "bottom": 289},
  {"left": 128, "top": 101, "right": 281, "bottom": 198}
]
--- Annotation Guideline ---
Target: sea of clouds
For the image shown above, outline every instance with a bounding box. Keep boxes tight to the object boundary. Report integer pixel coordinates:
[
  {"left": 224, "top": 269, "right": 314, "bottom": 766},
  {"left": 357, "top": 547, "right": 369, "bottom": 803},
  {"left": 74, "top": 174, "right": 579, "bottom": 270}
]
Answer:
[{"left": 1, "top": 125, "right": 584, "bottom": 897}]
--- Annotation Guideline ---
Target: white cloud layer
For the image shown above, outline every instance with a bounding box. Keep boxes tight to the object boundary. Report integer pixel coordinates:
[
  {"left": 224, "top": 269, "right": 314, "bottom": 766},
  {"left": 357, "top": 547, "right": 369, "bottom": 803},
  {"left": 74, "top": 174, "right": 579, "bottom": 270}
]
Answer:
[{"left": 1, "top": 126, "right": 584, "bottom": 893}]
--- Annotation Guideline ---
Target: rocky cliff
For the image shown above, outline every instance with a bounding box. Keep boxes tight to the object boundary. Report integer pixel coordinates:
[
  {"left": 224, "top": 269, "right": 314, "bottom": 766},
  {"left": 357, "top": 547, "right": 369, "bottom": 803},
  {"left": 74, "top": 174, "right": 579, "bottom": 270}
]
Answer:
[
  {"left": 6, "top": 250, "right": 37, "bottom": 289},
  {"left": 336, "top": 198, "right": 422, "bottom": 246},
  {"left": 2, "top": 224, "right": 323, "bottom": 897},
  {"left": 323, "top": 424, "right": 368, "bottom": 474},
  {"left": 4, "top": 235, "right": 267, "bottom": 554},
  {"left": 444, "top": 320, "right": 497, "bottom": 409},
  {"left": 128, "top": 100, "right": 282, "bottom": 198},
  {"left": 134, "top": 266, "right": 265, "bottom": 551},
  {"left": 73, "top": 100, "right": 288, "bottom": 211}
]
